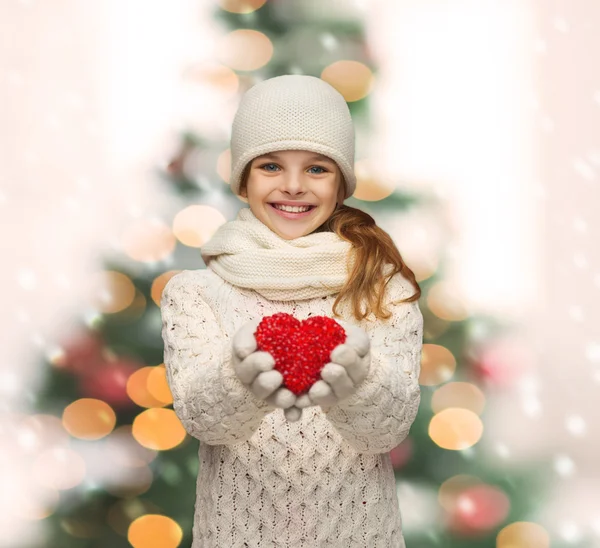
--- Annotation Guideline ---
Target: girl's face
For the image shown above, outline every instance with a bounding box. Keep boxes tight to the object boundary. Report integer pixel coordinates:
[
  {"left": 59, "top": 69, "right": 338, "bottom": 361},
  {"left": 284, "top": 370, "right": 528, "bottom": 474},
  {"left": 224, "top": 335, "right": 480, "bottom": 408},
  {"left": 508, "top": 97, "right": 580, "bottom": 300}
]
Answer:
[{"left": 240, "top": 149, "right": 345, "bottom": 240}]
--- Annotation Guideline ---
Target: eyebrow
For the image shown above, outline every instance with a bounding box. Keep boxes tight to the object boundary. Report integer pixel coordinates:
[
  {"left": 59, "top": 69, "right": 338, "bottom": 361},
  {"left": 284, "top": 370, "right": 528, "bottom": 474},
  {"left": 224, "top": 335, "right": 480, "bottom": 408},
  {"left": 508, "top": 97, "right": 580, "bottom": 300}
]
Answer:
[{"left": 256, "top": 153, "right": 336, "bottom": 165}]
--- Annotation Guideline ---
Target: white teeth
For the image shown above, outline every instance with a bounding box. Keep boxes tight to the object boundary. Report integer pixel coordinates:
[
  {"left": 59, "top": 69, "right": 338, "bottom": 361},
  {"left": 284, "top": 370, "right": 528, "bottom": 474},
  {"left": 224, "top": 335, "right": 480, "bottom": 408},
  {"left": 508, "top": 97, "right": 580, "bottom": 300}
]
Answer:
[{"left": 273, "top": 204, "right": 312, "bottom": 213}]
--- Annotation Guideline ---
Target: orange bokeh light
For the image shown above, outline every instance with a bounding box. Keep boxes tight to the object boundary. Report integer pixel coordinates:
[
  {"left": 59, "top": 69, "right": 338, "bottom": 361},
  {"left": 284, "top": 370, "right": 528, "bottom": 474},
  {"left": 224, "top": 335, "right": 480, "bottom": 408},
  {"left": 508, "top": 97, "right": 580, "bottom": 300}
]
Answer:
[
  {"left": 128, "top": 514, "right": 183, "bottom": 548},
  {"left": 429, "top": 408, "right": 483, "bottom": 450},
  {"left": 62, "top": 398, "right": 116, "bottom": 440},
  {"left": 132, "top": 408, "right": 186, "bottom": 451}
]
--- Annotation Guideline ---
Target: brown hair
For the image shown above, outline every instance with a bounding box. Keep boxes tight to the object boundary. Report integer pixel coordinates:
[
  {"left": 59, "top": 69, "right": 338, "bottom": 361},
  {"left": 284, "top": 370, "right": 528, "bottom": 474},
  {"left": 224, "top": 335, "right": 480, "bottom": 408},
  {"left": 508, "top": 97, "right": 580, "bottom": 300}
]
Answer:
[{"left": 239, "top": 163, "right": 421, "bottom": 322}]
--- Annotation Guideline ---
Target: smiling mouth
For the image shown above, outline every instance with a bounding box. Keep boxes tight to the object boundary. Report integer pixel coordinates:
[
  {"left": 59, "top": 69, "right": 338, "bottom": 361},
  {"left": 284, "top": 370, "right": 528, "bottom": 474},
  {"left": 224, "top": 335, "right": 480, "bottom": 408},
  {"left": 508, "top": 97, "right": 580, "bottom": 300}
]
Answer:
[
  {"left": 268, "top": 203, "right": 317, "bottom": 217},
  {"left": 269, "top": 203, "right": 316, "bottom": 211}
]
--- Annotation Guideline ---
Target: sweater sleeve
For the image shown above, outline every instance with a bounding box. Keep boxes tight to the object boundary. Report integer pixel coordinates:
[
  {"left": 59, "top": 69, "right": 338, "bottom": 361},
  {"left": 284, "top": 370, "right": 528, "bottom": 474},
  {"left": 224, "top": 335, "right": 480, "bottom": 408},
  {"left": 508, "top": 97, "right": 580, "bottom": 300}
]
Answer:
[
  {"left": 322, "top": 273, "right": 424, "bottom": 455},
  {"left": 160, "top": 270, "right": 276, "bottom": 445}
]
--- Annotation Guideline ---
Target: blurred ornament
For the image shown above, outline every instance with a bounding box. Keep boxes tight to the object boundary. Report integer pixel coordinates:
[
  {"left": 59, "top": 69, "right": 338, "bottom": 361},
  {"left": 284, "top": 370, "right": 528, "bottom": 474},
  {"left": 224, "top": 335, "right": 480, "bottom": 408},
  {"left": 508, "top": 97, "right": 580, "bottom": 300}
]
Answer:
[
  {"left": 53, "top": 329, "right": 105, "bottom": 374},
  {"left": 79, "top": 358, "right": 141, "bottom": 409},
  {"left": 470, "top": 335, "right": 536, "bottom": 388},
  {"left": 390, "top": 437, "right": 413, "bottom": 470},
  {"left": 166, "top": 138, "right": 196, "bottom": 180},
  {"left": 447, "top": 483, "right": 510, "bottom": 536},
  {"left": 439, "top": 475, "right": 482, "bottom": 512}
]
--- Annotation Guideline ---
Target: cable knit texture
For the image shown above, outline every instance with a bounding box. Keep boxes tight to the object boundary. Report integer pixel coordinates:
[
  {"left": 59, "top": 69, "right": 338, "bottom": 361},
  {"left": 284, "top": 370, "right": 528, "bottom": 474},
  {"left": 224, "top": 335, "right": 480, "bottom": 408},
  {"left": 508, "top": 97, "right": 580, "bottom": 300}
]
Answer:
[
  {"left": 161, "top": 262, "right": 423, "bottom": 547},
  {"left": 200, "top": 207, "right": 356, "bottom": 301}
]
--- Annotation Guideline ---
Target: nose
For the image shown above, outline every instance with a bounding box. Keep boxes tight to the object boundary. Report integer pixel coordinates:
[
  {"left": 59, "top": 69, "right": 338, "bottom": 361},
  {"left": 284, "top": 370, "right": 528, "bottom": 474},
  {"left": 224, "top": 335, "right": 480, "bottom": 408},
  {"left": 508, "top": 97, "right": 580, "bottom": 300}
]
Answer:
[{"left": 279, "top": 170, "right": 308, "bottom": 196}]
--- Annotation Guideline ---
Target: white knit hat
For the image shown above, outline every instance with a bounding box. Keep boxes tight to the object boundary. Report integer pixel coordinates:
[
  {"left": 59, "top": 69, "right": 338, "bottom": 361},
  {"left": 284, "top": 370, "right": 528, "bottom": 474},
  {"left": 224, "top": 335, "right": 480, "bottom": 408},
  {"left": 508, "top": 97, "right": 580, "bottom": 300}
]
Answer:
[{"left": 229, "top": 74, "right": 356, "bottom": 199}]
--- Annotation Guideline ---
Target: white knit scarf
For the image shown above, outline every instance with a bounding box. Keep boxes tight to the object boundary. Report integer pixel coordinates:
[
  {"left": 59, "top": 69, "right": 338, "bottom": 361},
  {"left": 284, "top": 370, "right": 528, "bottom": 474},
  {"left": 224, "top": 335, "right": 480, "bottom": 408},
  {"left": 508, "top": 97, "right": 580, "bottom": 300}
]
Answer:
[{"left": 200, "top": 207, "right": 354, "bottom": 301}]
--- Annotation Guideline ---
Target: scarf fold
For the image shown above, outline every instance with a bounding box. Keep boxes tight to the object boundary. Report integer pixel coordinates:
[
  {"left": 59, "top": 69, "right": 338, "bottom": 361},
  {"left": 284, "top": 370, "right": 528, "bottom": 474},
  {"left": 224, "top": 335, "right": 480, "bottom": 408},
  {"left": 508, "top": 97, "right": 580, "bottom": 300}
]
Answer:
[{"left": 200, "top": 207, "right": 354, "bottom": 301}]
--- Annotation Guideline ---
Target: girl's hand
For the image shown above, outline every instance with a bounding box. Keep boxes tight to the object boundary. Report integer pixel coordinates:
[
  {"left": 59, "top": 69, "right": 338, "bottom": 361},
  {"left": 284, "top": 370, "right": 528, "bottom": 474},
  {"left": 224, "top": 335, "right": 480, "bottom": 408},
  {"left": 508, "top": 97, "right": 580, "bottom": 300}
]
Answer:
[
  {"left": 307, "top": 320, "right": 371, "bottom": 409},
  {"left": 232, "top": 319, "right": 297, "bottom": 409}
]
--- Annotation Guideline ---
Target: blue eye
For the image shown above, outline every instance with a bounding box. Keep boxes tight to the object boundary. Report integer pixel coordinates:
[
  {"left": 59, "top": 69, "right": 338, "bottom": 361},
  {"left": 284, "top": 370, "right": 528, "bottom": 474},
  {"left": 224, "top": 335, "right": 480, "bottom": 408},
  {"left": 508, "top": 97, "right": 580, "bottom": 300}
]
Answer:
[
  {"left": 259, "top": 163, "right": 279, "bottom": 172},
  {"left": 308, "top": 166, "right": 327, "bottom": 174}
]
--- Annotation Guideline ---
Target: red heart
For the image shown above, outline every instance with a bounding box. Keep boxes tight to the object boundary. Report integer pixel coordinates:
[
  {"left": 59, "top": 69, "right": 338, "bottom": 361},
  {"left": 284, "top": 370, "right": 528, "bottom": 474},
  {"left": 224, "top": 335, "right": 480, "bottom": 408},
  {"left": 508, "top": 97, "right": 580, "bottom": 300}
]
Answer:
[{"left": 254, "top": 312, "right": 347, "bottom": 395}]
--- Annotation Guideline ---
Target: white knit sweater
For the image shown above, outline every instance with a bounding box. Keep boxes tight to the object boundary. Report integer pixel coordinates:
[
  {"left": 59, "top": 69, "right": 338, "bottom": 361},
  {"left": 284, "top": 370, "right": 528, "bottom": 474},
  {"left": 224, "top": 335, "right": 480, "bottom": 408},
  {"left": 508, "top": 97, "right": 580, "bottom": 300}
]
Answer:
[{"left": 161, "top": 264, "right": 423, "bottom": 547}]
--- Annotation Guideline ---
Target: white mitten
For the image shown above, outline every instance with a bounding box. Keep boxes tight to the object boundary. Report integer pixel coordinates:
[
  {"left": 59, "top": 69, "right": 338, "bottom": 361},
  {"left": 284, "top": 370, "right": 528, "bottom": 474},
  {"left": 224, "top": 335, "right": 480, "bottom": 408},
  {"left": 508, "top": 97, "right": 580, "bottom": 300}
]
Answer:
[
  {"left": 307, "top": 320, "right": 371, "bottom": 408},
  {"left": 282, "top": 393, "right": 313, "bottom": 423},
  {"left": 231, "top": 318, "right": 296, "bottom": 409}
]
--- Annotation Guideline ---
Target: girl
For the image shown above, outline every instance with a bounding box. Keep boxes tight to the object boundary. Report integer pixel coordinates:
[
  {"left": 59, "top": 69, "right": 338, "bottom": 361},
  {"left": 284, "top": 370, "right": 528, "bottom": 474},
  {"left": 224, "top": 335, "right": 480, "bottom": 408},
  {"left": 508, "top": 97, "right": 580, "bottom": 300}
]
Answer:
[{"left": 161, "top": 74, "right": 423, "bottom": 547}]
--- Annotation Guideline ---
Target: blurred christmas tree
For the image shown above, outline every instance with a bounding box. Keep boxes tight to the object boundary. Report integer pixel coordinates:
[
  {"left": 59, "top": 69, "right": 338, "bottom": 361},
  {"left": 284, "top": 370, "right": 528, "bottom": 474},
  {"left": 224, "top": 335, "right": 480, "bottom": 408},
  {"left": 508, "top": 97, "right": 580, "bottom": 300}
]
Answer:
[{"left": 24, "top": 1, "right": 567, "bottom": 547}]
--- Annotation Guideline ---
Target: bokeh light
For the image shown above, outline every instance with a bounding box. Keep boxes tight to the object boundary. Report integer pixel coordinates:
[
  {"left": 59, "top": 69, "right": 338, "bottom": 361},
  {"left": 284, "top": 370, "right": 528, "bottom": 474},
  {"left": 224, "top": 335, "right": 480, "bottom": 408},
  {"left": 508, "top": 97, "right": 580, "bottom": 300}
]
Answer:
[
  {"left": 427, "top": 281, "right": 470, "bottom": 322},
  {"left": 132, "top": 408, "right": 187, "bottom": 451},
  {"left": 172, "top": 205, "right": 227, "bottom": 248},
  {"left": 128, "top": 514, "right": 183, "bottom": 548},
  {"left": 216, "top": 29, "right": 273, "bottom": 71},
  {"left": 429, "top": 408, "right": 483, "bottom": 450},
  {"left": 127, "top": 366, "right": 169, "bottom": 408},
  {"left": 419, "top": 344, "right": 456, "bottom": 386},
  {"left": 147, "top": 364, "right": 173, "bottom": 406},
  {"left": 150, "top": 271, "right": 181, "bottom": 307},
  {"left": 32, "top": 447, "right": 86, "bottom": 490},
  {"left": 219, "top": 0, "right": 267, "bottom": 14},
  {"left": 62, "top": 398, "right": 116, "bottom": 440},
  {"left": 88, "top": 271, "right": 136, "bottom": 314},
  {"left": 121, "top": 219, "right": 176, "bottom": 263},
  {"left": 431, "top": 382, "right": 486, "bottom": 415},
  {"left": 321, "top": 60, "right": 375, "bottom": 102},
  {"left": 496, "top": 521, "right": 551, "bottom": 547},
  {"left": 352, "top": 158, "right": 396, "bottom": 201}
]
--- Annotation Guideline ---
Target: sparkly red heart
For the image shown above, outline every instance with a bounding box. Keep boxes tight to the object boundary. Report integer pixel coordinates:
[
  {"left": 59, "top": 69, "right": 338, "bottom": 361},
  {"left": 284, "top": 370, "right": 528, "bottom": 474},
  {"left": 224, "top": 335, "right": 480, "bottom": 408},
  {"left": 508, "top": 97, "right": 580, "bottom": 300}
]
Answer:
[{"left": 254, "top": 312, "right": 347, "bottom": 395}]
